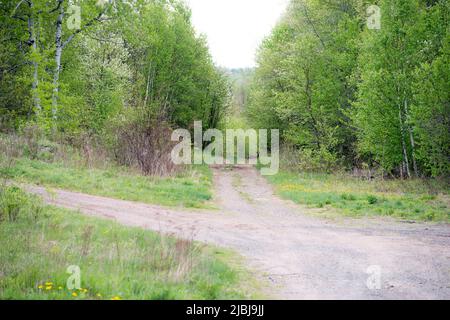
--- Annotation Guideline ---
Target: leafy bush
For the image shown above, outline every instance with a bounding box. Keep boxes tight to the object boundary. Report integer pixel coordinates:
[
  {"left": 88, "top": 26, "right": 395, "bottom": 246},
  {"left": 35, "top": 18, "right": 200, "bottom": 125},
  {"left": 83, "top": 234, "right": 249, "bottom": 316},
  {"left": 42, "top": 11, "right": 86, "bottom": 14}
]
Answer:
[
  {"left": 280, "top": 145, "right": 340, "bottom": 173},
  {"left": 0, "top": 186, "right": 42, "bottom": 223},
  {"left": 22, "top": 124, "right": 43, "bottom": 160},
  {"left": 367, "top": 195, "right": 379, "bottom": 205}
]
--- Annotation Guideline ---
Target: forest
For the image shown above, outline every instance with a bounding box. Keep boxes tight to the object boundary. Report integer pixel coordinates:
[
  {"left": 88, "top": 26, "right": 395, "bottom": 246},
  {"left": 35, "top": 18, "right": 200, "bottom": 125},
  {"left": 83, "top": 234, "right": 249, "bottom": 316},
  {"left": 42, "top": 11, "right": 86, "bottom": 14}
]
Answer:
[
  {"left": 1, "top": 0, "right": 228, "bottom": 175},
  {"left": 247, "top": 0, "right": 449, "bottom": 179}
]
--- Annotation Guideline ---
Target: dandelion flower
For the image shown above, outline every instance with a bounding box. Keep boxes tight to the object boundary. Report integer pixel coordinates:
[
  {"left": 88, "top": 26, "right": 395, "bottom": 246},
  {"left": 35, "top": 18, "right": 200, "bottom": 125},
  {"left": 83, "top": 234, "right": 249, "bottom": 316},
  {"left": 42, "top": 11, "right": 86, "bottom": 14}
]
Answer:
[
  {"left": 72, "top": 292, "right": 78, "bottom": 297},
  {"left": 111, "top": 296, "right": 121, "bottom": 300},
  {"left": 45, "top": 286, "right": 52, "bottom": 290}
]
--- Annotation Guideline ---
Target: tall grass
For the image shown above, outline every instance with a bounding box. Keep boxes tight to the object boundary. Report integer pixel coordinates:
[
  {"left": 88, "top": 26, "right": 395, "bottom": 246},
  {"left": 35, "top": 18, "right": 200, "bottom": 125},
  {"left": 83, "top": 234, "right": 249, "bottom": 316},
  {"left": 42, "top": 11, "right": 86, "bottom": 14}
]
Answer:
[
  {"left": 0, "top": 133, "right": 214, "bottom": 208},
  {"left": 0, "top": 186, "right": 258, "bottom": 300},
  {"left": 266, "top": 171, "right": 449, "bottom": 222}
]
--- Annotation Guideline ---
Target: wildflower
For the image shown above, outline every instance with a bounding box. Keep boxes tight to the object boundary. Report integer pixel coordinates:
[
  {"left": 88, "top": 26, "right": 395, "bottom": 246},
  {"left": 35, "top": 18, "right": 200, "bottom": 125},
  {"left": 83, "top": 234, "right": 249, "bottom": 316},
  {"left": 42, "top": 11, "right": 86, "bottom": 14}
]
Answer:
[
  {"left": 72, "top": 292, "right": 78, "bottom": 297},
  {"left": 45, "top": 282, "right": 53, "bottom": 286},
  {"left": 38, "top": 285, "right": 44, "bottom": 289},
  {"left": 45, "top": 286, "right": 52, "bottom": 290},
  {"left": 111, "top": 296, "right": 121, "bottom": 300}
]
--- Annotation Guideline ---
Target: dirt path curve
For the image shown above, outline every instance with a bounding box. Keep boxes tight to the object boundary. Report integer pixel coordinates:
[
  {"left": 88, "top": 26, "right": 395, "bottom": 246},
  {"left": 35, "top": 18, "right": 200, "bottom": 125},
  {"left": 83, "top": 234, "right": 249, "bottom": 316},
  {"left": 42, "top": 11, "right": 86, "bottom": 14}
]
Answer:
[{"left": 27, "top": 166, "right": 450, "bottom": 300}]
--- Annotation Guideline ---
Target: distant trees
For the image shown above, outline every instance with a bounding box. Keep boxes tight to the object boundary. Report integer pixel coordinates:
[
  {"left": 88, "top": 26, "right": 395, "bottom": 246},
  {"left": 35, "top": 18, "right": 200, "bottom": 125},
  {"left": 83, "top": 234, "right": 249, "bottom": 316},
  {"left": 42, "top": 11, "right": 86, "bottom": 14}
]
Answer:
[
  {"left": 247, "top": 0, "right": 449, "bottom": 177},
  {"left": 227, "top": 68, "right": 253, "bottom": 114}
]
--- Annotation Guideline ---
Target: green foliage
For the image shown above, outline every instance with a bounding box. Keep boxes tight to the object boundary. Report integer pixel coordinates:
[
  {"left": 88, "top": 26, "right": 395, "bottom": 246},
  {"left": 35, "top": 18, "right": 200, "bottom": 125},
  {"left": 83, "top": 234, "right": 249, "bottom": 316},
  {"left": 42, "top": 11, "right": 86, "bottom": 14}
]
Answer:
[
  {"left": 1, "top": 0, "right": 228, "bottom": 141},
  {"left": 410, "top": 3, "right": 450, "bottom": 177},
  {"left": 367, "top": 195, "right": 378, "bottom": 205},
  {"left": 247, "top": 0, "right": 362, "bottom": 170},
  {"left": 354, "top": 0, "right": 419, "bottom": 176},
  {"left": 0, "top": 191, "right": 258, "bottom": 300},
  {"left": 247, "top": 0, "right": 449, "bottom": 178},
  {"left": 0, "top": 185, "right": 42, "bottom": 223},
  {"left": 1, "top": 157, "right": 214, "bottom": 209},
  {"left": 265, "top": 171, "right": 450, "bottom": 222}
]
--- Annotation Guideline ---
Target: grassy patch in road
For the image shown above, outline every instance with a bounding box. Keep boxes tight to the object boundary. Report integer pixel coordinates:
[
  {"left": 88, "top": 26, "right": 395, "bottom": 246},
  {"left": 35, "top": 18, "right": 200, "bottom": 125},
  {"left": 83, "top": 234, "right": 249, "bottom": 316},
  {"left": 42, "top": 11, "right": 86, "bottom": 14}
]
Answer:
[
  {"left": 265, "top": 171, "right": 450, "bottom": 222},
  {"left": 0, "top": 157, "right": 213, "bottom": 208},
  {"left": 0, "top": 186, "right": 259, "bottom": 300}
]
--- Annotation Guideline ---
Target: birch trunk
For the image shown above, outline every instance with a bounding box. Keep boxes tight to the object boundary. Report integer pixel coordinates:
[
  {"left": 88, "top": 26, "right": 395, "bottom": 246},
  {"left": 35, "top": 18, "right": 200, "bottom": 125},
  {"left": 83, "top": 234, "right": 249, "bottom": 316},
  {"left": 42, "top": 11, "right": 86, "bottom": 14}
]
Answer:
[
  {"left": 405, "top": 99, "right": 418, "bottom": 177},
  {"left": 52, "top": 1, "right": 64, "bottom": 121},
  {"left": 399, "top": 107, "right": 411, "bottom": 178},
  {"left": 143, "top": 63, "right": 153, "bottom": 108}
]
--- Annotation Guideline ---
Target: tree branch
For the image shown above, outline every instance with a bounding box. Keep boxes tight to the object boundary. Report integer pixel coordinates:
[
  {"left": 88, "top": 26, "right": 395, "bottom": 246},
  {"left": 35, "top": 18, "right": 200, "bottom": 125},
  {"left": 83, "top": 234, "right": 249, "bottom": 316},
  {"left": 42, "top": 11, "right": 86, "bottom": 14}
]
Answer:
[
  {"left": 49, "top": 0, "right": 64, "bottom": 14},
  {"left": 61, "top": 3, "right": 112, "bottom": 49}
]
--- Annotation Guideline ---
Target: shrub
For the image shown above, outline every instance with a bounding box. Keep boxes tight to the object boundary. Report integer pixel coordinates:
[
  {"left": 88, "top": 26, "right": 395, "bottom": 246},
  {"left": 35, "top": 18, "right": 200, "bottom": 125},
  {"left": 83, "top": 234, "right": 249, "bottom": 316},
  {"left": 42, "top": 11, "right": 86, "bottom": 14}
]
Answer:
[
  {"left": 0, "top": 186, "right": 43, "bottom": 223},
  {"left": 341, "top": 193, "right": 356, "bottom": 201},
  {"left": 280, "top": 145, "right": 340, "bottom": 173},
  {"left": 110, "top": 109, "right": 178, "bottom": 176},
  {"left": 22, "top": 124, "right": 43, "bottom": 160},
  {"left": 0, "top": 134, "right": 23, "bottom": 169},
  {"left": 367, "top": 195, "right": 378, "bottom": 205}
]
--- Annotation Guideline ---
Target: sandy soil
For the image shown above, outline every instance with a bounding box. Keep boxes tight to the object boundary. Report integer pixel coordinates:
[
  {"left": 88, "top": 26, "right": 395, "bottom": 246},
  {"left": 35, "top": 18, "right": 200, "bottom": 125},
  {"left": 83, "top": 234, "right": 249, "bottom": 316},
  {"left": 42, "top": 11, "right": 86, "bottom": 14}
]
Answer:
[{"left": 27, "top": 166, "right": 450, "bottom": 300}]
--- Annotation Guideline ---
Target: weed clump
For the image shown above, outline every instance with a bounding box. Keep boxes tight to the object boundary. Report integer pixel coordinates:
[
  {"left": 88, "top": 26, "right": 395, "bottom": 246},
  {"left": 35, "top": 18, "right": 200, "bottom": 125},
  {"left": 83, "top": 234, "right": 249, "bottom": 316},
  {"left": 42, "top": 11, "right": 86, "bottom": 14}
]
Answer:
[
  {"left": 367, "top": 195, "right": 378, "bottom": 205},
  {"left": 0, "top": 186, "right": 43, "bottom": 223}
]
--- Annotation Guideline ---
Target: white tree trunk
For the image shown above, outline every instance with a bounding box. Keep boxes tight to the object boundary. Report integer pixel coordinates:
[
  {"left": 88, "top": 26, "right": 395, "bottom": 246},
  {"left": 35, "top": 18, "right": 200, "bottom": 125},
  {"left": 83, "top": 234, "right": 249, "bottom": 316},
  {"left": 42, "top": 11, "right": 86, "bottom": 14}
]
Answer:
[
  {"left": 405, "top": 99, "right": 418, "bottom": 177},
  {"left": 399, "top": 107, "right": 411, "bottom": 179},
  {"left": 52, "top": 2, "right": 64, "bottom": 121}
]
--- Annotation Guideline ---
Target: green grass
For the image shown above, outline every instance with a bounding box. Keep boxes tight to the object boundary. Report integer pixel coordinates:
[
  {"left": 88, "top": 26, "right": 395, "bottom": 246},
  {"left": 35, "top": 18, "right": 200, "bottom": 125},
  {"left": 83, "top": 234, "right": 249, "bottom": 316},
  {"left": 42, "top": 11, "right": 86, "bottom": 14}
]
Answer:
[
  {"left": 265, "top": 171, "right": 450, "bottom": 222},
  {"left": 0, "top": 187, "right": 260, "bottom": 300},
  {"left": 0, "top": 158, "right": 213, "bottom": 208}
]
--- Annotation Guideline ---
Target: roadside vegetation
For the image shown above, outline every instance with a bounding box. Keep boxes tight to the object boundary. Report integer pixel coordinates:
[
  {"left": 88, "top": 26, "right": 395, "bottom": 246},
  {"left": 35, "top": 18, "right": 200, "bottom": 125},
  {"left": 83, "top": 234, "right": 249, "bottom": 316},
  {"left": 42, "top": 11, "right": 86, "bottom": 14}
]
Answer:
[
  {"left": 266, "top": 170, "right": 449, "bottom": 222},
  {"left": 0, "top": 133, "right": 213, "bottom": 208},
  {"left": 0, "top": 185, "right": 259, "bottom": 300}
]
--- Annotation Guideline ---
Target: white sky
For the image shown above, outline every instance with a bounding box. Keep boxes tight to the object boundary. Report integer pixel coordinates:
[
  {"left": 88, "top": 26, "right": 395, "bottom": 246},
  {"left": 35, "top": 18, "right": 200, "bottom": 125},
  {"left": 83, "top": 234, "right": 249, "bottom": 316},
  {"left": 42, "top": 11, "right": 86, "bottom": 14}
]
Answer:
[{"left": 186, "top": 0, "right": 289, "bottom": 69}]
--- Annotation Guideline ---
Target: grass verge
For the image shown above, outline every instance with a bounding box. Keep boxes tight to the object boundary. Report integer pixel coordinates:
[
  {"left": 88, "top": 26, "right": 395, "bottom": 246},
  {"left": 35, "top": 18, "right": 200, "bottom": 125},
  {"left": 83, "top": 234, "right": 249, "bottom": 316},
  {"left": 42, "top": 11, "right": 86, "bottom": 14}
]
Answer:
[
  {"left": 0, "top": 186, "right": 260, "bottom": 300},
  {"left": 265, "top": 171, "right": 449, "bottom": 222},
  {"left": 0, "top": 158, "right": 213, "bottom": 208}
]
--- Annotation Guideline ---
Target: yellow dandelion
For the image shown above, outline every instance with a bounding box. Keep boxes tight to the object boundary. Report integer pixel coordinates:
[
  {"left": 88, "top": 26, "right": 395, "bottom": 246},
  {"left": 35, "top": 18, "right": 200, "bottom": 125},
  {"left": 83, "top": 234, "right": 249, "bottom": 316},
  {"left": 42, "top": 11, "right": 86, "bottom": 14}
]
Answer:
[
  {"left": 38, "top": 285, "right": 44, "bottom": 289},
  {"left": 72, "top": 292, "right": 78, "bottom": 297},
  {"left": 45, "top": 282, "right": 53, "bottom": 286},
  {"left": 45, "top": 286, "right": 52, "bottom": 290},
  {"left": 111, "top": 296, "right": 121, "bottom": 300}
]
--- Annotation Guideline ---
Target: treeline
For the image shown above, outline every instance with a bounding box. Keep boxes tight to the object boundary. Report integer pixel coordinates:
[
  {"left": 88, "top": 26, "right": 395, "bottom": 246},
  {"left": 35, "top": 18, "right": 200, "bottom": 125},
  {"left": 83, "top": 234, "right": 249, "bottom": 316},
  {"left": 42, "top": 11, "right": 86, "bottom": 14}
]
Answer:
[
  {"left": 0, "top": 0, "right": 228, "bottom": 173},
  {"left": 247, "top": 0, "right": 449, "bottom": 178}
]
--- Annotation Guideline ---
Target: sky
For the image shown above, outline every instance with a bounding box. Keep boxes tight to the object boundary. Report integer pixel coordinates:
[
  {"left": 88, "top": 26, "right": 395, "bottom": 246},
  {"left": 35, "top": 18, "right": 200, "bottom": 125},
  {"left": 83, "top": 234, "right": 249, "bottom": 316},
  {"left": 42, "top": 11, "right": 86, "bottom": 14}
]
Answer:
[{"left": 186, "top": 0, "right": 290, "bottom": 69}]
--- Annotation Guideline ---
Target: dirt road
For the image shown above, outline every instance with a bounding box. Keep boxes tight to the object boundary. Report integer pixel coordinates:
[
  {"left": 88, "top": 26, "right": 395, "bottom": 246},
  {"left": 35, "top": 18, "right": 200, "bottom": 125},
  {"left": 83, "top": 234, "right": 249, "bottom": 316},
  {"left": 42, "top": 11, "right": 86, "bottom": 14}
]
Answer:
[{"left": 28, "top": 166, "right": 450, "bottom": 300}]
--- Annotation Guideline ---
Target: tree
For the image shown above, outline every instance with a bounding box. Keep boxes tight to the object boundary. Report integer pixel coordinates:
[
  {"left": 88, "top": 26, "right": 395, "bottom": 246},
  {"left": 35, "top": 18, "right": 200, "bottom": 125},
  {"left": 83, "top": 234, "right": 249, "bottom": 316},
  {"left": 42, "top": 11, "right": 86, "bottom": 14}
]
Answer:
[{"left": 247, "top": 0, "right": 362, "bottom": 168}]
